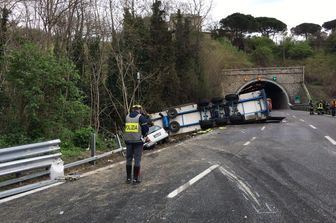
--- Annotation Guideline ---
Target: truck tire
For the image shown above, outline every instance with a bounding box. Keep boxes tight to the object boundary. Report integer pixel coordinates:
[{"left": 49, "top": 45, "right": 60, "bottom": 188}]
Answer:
[
  {"left": 211, "top": 97, "right": 224, "bottom": 104},
  {"left": 197, "top": 99, "right": 210, "bottom": 109},
  {"left": 225, "top": 94, "right": 239, "bottom": 102},
  {"left": 167, "top": 108, "right": 178, "bottom": 119},
  {"left": 215, "top": 117, "right": 228, "bottom": 126},
  {"left": 199, "top": 120, "right": 213, "bottom": 130},
  {"left": 169, "top": 121, "right": 180, "bottom": 133},
  {"left": 229, "top": 114, "right": 244, "bottom": 124},
  {"left": 221, "top": 105, "right": 230, "bottom": 116}
]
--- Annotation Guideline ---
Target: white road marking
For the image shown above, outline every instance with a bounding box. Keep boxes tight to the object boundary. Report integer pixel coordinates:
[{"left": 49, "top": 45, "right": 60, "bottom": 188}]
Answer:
[
  {"left": 146, "top": 146, "right": 171, "bottom": 155},
  {"left": 309, "top": 125, "right": 317, "bottom": 129},
  {"left": 243, "top": 141, "right": 251, "bottom": 146},
  {"left": 261, "top": 126, "right": 266, "bottom": 131},
  {"left": 81, "top": 161, "right": 126, "bottom": 177},
  {"left": 282, "top": 120, "right": 287, "bottom": 123},
  {"left": 0, "top": 182, "right": 64, "bottom": 204},
  {"left": 325, "top": 136, "right": 336, "bottom": 145},
  {"left": 300, "top": 119, "right": 305, "bottom": 122},
  {"left": 292, "top": 115, "right": 296, "bottom": 118},
  {"left": 244, "top": 137, "right": 256, "bottom": 145},
  {"left": 167, "top": 165, "right": 219, "bottom": 198}
]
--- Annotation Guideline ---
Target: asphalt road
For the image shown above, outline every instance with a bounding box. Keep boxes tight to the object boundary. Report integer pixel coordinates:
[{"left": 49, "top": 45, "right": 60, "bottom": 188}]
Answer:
[{"left": 1, "top": 110, "right": 336, "bottom": 223}]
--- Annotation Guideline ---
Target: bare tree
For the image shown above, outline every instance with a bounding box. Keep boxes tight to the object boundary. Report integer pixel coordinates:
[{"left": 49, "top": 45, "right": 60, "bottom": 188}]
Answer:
[{"left": 171, "top": 0, "right": 213, "bottom": 30}]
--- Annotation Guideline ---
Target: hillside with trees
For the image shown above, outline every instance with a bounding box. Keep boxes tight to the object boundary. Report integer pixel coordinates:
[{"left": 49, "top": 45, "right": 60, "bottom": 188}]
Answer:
[
  {"left": 0, "top": 0, "right": 221, "bottom": 152},
  {"left": 0, "top": 1, "right": 335, "bottom": 154},
  {"left": 213, "top": 13, "right": 336, "bottom": 100}
]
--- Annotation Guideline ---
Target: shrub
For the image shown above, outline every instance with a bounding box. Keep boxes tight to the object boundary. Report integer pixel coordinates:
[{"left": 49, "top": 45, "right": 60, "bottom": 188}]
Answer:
[
  {"left": 73, "top": 127, "right": 95, "bottom": 149},
  {"left": 287, "top": 42, "right": 313, "bottom": 59},
  {"left": 251, "top": 46, "right": 274, "bottom": 66}
]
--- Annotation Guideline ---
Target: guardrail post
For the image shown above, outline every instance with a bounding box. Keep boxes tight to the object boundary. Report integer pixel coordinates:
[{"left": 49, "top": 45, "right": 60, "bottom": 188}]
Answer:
[
  {"left": 89, "top": 133, "right": 96, "bottom": 165},
  {"left": 116, "top": 134, "right": 122, "bottom": 149}
]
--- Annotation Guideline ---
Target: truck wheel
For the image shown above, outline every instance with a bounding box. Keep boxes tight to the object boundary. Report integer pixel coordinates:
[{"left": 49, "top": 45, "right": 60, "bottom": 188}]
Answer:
[
  {"left": 221, "top": 105, "right": 230, "bottom": 116},
  {"left": 167, "top": 108, "right": 178, "bottom": 119},
  {"left": 225, "top": 94, "right": 239, "bottom": 102},
  {"left": 169, "top": 121, "right": 180, "bottom": 133},
  {"left": 199, "top": 120, "right": 213, "bottom": 130},
  {"left": 215, "top": 117, "right": 228, "bottom": 126},
  {"left": 211, "top": 97, "right": 224, "bottom": 104},
  {"left": 229, "top": 115, "right": 244, "bottom": 124},
  {"left": 197, "top": 99, "right": 210, "bottom": 109}
]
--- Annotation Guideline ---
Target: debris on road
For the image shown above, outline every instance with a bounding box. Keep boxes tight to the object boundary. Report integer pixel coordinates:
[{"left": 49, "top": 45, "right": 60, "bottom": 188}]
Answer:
[
  {"left": 197, "top": 129, "right": 213, "bottom": 134},
  {"left": 58, "top": 173, "right": 81, "bottom": 181}
]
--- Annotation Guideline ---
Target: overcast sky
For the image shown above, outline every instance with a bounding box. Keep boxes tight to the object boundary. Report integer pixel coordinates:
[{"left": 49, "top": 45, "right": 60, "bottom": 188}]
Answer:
[{"left": 211, "top": 0, "right": 336, "bottom": 29}]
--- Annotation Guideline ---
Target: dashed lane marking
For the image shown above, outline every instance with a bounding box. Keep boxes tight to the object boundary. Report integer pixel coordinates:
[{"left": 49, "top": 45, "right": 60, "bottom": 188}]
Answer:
[
  {"left": 309, "top": 125, "right": 317, "bottom": 129},
  {"left": 325, "top": 136, "right": 336, "bottom": 145},
  {"left": 244, "top": 137, "right": 256, "bottom": 146},
  {"left": 292, "top": 115, "right": 296, "bottom": 118},
  {"left": 243, "top": 141, "right": 251, "bottom": 146},
  {"left": 300, "top": 119, "right": 305, "bottom": 122},
  {"left": 167, "top": 165, "right": 219, "bottom": 199},
  {"left": 261, "top": 126, "right": 266, "bottom": 131}
]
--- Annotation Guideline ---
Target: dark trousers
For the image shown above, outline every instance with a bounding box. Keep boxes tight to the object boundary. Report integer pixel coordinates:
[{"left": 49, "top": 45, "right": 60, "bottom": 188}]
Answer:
[{"left": 126, "top": 143, "right": 143, "bottom": 167}]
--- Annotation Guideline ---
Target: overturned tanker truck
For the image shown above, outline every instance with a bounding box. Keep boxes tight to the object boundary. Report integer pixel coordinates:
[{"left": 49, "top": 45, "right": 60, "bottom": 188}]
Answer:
[{"left": 149, "top": 89, "right": 285, "bottom": 135}]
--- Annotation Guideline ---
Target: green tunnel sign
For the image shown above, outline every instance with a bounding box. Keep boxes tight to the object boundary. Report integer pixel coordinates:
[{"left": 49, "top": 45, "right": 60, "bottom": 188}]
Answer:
[{"left": 294, "top": 96, "right": 301, "bottom": 104}]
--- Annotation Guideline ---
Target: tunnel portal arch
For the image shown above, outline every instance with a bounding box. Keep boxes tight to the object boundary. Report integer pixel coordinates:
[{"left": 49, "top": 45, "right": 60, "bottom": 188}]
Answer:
[{"left": 236, "top": 79, "right": 291, "bottom": 109}]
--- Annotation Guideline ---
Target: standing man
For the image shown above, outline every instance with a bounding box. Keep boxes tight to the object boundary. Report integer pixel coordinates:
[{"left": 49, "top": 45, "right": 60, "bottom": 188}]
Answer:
[
  {"left": 124, "top": 105, "right": 149, "bottom": 184},
  {"left": 317, "top": 100, "right": 324, "bottom": 115},
  {"left": 309, "top": 99, "right": 314, "bottom": 115},
  {"left": 331, "top": 99, "right": 336, "bottom": 117}
]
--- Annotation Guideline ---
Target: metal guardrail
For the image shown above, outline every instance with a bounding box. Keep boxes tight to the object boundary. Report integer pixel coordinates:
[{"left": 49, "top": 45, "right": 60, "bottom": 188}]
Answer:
[
  {"left": 0, "top": 140, "right": 61, "bottom": 177},
  {"left": 0, "top": 135, "right": 125, "bottom": 200},
  {"left": 0, "top": 139, "right": 61, "bottom": 163},
  {"left": 64, "top": 147, "right": 126, "bottom": 169},
  {"left": 290, "top": 104, "right": 309, "bottom": 111},
  {"left": 0, "top": 153, "right": 61, "bottom": 176},
  {"left": 0, "top": 180, "right": 60, "bottom": 199},
  {"left": 0, "top": 140, "right": 62, "bottom": 195}
]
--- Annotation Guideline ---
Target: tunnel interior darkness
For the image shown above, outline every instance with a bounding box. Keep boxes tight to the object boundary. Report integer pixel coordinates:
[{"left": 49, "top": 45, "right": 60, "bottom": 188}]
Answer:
[{"left": 238, "top": 81, "right": 289, "bottom": 109}]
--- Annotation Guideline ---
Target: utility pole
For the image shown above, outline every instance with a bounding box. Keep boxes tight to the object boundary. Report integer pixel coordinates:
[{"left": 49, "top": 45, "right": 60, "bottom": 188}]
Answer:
[{"left": 137, "top": 71, "right": 141, "bottom": 103}]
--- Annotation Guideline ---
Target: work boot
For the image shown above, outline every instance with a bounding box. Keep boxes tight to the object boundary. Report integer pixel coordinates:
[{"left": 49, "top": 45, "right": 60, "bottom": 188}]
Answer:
[
  {"left": 133, "top": 166, "right": 141, "bottom": 184},
  {"left": 126, "top": 165, "right": 132, "bottom": 184}
]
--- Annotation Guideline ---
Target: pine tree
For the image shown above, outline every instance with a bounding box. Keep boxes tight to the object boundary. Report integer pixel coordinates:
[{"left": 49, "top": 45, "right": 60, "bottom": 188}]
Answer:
[{"left": 147, "top": 0, "right": 180, "bottom": 108}]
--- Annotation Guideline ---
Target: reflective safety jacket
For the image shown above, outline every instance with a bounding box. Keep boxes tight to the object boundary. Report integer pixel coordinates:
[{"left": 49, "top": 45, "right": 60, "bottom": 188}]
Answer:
[
  {"left": 317, "top": 103, "right": 324, "bottom": 110},
  {"left": 124, "top": 113, "right": 143, "bottom": 144},
  {"left": 331, "top": 100, "right": 336, "bottom": 108}
]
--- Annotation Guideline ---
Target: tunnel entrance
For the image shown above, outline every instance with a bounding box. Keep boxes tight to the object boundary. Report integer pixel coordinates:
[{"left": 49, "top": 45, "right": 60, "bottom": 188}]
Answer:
[{"left": 237, "top": 80, "right": 289, "bottom": 109}]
